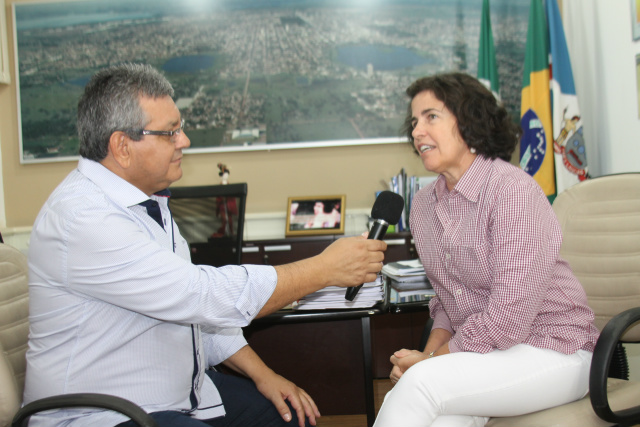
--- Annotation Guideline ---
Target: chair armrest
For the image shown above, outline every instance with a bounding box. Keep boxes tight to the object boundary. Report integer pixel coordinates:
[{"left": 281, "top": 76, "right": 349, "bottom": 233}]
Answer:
[
  {"left": 590, "top": 307, "right": 640, "bottom": 424},
  {"left": 12, "top": 393, "right": 158, "bottom": 427}
]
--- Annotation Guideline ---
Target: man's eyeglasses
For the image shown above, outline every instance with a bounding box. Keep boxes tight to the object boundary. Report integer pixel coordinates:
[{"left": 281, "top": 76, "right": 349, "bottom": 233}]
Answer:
[{"left": 136, "top": 119, "right": 185, "bottom": 141}]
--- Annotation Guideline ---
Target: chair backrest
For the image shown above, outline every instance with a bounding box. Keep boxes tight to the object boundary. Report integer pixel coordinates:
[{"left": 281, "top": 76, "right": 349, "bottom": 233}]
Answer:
[
  {"left": 552, "top": 173, "right": 640, "bottom": 342},
  {"left": 0, "top": 244, "right": 29, "bottom": 427},
  {"left": 169, "top": 183, "right": 248, "bottom": 267}
]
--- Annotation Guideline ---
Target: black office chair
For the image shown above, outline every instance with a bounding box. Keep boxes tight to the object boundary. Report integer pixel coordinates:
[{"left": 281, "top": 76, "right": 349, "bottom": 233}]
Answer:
[
  {"left": 169, "top": 183, "right": 248, "bottom": 267},
  {"left": 0, "top": 243, "right": 158, "bottom": 427}
]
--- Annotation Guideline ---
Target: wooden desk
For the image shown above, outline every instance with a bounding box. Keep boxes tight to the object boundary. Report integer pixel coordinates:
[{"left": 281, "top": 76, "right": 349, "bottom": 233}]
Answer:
[
  {"left": 241, "top": 233, "right": 426, "bottom": 426},
  {"left": 245, "top": 301, "right": 431, "bottom": 427},
  {"left": 242, "top": 233, "right": 416, "bottom": 267},
  {"left": 246, "top": 305, "right": 385, "bottom": 427}
]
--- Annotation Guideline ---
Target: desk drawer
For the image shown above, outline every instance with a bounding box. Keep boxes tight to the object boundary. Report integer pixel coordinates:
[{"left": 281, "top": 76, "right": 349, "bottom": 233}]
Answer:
[{"left": 244, "top": 319, "right": 366, "bottom": 415}]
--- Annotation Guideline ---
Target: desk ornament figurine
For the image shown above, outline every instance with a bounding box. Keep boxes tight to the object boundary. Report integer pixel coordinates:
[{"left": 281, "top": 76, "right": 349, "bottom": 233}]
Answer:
[{"left": 212, "top": 163, "right": 237, "bottom": 238}]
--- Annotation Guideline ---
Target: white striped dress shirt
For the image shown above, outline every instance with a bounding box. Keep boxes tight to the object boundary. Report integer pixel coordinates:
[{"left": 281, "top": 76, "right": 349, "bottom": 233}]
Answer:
[{"left": 25, "top": 158, "right": 277, "bottom": 427}]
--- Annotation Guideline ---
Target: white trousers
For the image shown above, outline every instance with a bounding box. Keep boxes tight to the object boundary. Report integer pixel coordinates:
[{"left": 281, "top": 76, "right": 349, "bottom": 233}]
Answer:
[{"left": 373, "top": 344, "right": 592, "bottom": 427}]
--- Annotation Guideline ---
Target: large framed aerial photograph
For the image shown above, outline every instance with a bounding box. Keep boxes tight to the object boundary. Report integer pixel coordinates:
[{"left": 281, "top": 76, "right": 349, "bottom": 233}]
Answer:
[{"left": 13, "top": 0, "right": 529, "bottom": 163}]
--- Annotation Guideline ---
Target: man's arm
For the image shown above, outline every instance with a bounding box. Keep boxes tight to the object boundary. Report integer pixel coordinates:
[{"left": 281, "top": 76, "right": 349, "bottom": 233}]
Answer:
[
  {"left": 222, "top": 345, "right": 320, "bottom": 427},
  {"left": 258, "top": 235, "right": 386, "bottom": 317}
]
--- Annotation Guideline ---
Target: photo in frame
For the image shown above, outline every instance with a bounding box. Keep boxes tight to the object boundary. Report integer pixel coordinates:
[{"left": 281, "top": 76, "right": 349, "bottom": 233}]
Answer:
[
  {"left": 12, "top": 0, "right": 529, "bottom": 163},
  {"left": 286, "top": 195, "right": 345, "bottom": 237}
]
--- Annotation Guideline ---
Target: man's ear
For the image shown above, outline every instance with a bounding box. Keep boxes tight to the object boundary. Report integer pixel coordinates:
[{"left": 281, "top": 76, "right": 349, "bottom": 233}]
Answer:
[{"left": 108, "top": 131, "right": 132, "bottom": 169}]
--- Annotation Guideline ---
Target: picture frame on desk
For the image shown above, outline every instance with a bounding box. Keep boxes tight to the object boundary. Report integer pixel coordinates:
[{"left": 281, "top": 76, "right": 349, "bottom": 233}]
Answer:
[{"left": 285, "top": 195, "right": 345, "bottom": 237}]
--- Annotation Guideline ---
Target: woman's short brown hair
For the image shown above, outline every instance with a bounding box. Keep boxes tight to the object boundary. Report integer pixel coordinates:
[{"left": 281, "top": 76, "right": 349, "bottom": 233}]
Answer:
[{"left": 403, "top": 72, "right": 521, "bottom": 162}]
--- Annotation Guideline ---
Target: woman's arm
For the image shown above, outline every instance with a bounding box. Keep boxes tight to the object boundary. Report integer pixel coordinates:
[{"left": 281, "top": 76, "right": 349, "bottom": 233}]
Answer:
[
  {"left": 389, "top": 327, "right": 453, "bottom": 384},
  {"left": 423, "top": 327, "right": 453, "bottom": 356}
]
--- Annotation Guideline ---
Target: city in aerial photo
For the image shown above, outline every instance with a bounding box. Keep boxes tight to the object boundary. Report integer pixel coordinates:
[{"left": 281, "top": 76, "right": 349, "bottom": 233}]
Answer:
[{"left": 14, "top": 0, "right": 529, "bottom": 162}]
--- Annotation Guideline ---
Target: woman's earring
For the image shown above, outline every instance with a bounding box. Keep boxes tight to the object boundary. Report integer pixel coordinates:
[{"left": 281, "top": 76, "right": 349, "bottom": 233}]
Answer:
[{"left": 470, "top": 147, "right": 477, "bottom": 154}]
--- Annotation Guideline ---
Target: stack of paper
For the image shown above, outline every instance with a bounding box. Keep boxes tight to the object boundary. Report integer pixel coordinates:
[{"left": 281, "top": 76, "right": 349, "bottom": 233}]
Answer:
[
  {"left": 388, "top": 287, "right": 435, "bottom": 303},
  {"left": 293, "top": 276, "right": 384, "bottom": 310},
  {"left": 382, "top": 259, "right": 427, "bottom": 281},
  {"left": 382, "top": 259, "right": 435, "bottom": 304}
]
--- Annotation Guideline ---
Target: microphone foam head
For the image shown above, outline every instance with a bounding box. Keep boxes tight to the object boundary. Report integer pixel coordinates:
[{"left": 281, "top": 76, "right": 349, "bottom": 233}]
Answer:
[{"left": 371, "top": 191, "right": 404, "bottom": 224}]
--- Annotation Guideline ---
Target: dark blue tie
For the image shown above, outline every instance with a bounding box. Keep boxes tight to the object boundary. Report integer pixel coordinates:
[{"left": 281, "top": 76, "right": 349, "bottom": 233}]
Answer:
[
  {"left": 139, "top": 189, "right": 171, "bottom": 229},
  {"left": 139, "top": 199, "right": 164, "bottom": 228}
]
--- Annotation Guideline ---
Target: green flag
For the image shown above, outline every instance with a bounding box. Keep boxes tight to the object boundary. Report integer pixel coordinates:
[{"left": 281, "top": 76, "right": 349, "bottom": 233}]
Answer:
[{"left": 477, "top": 0, "right": 499, "bottom": 98}]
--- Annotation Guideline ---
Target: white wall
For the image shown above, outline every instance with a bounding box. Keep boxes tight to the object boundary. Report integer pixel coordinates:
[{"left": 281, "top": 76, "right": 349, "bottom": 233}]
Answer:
[
  {"left": 0, "top": 132, "right": 5, "bottom": 230},
  {"left": 563, "top": 0, "right": 640, "bottom": 381},
  {"left": 563, "top": 0, "right": 640, "bottom": 177}
]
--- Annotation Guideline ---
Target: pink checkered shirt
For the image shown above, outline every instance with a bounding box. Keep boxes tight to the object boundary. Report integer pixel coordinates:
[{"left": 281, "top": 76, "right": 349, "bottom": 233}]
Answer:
[{"left": 410, "top": 156, "right": 599, "bottom": 354}]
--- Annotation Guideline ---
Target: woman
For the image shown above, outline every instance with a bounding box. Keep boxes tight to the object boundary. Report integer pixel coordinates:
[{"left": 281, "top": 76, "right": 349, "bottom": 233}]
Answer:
[{"left": 373, "top": 72, "right": 599, "bottom": 427}]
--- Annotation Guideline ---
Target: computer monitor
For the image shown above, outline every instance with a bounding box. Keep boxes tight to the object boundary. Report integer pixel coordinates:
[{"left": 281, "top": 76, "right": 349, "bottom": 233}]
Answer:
[{"left": 169, "top": 183, "right": 247, "bottom": 267}]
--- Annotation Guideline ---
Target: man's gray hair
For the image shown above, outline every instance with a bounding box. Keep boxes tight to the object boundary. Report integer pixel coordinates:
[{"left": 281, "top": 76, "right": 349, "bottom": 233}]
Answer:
[{"left": 77, "top": 63, "right": 175, "bottom": 161}]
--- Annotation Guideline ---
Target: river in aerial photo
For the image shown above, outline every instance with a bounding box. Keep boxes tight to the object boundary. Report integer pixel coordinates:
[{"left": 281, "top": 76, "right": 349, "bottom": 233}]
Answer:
[
  {"left": 161, "top": 45, "right": 431, "bottom": 75},
  {"left": 336, "top": 44, "right": 434, "bottom": 72},
  {"left": 162, "top": 56, "right": 216, "bottom": 73}
]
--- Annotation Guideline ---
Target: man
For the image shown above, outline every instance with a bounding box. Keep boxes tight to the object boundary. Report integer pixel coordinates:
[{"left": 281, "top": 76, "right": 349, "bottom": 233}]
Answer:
[{"left": 24, "top": 63, "right": 386, "bottom": 427}]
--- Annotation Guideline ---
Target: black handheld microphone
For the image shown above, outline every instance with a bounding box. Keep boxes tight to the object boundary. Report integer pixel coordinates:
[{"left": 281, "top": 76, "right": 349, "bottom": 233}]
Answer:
[{"left": 345, "top": 191, "right": 405, "bottom": 301}]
